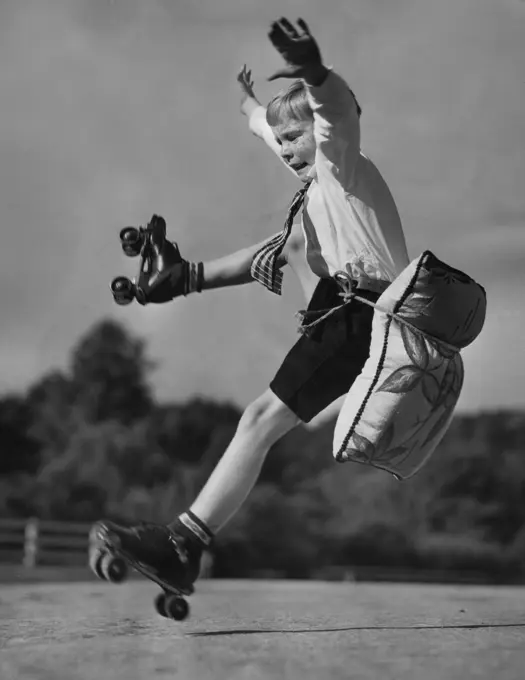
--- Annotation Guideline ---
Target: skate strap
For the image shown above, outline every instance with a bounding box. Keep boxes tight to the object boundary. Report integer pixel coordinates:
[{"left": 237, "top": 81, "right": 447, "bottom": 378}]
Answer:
[
  {"left": 178, "top": 512, "right": 213, "bottom": 547},
  {"left": 187, "top": 262, "right": 204, "bottom": 294}
]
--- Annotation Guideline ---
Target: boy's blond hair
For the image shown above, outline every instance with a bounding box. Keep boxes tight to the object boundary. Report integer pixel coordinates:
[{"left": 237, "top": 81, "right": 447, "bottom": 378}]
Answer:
[
  {"left": 266, "top": 79, "right": 362, "bottom": 127},
  {"left": 266, "top": 80, "right": 312, "bottom": 127}
]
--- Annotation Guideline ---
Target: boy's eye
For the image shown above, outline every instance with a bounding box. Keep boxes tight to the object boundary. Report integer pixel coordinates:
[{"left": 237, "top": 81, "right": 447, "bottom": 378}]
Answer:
[{"left": 273, "top": 130, "right": 302, "bottom": 145}]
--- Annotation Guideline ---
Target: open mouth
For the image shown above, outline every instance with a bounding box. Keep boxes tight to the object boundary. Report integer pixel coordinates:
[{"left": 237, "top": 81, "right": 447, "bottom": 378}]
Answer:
[{"left": 290, "top": 162, "right": 308, "bottom": 172}]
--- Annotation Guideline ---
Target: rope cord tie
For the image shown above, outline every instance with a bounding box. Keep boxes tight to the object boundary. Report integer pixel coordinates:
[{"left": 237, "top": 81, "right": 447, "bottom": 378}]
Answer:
[{"left": 296, "top": 271, "right": 461, "bottom": 355}]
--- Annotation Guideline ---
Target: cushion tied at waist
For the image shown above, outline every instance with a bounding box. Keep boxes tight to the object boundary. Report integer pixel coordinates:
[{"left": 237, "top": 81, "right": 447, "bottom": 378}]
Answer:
[
  {"left": 333, "top": 250, "right": 487, "bottom": 480},
  {"left": 298, "top": 270, "right": 463, "bottom": 356}
]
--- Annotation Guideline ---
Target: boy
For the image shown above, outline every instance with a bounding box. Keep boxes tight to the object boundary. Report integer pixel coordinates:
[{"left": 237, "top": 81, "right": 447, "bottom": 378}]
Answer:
[
  {"left": 99, "top": 18, "right": 410, "bottom": 594},
  {"left": 237, "top": 64, "right": 321, "bottom": 304}
]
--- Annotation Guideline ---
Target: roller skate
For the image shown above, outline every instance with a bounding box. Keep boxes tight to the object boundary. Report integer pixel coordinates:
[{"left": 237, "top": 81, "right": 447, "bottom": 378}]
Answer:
[
  {"left": 110, "top": 214, "right": 203, "bottom": 306},
  {"left": 89, "top": 520, "right": 203, "bottom": 621}
]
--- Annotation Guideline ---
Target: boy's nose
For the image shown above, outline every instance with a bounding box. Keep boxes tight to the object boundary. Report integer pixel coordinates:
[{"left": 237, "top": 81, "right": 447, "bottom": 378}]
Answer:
[{"left": 280, "top": 144, "right": 293, "bottom": 161}]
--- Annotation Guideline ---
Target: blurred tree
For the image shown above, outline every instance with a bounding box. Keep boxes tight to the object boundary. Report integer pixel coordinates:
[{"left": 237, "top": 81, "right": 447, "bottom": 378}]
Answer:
[
  {"left": 216, "top": 482, "right": 334, "bottom": 578},
  {"left": 0, "top": 395, "right": 41, "bottom": 475},
  {"left": 69, "top": 319, "right": 154, "bottom": 425},
  {"left": 25, "top": 370, "right": 78, "bottom": 462},
  {"left": 148, "top": 398, "right": 240, "bottom": 465},
  {"left": 420, "top": 412, "right": 525, "bottom": 545},
  {"left": 0, "top": 474, "right": 39, "bottom": 518},
  {"left": 33, "top": 419, "right": 172, "bottom": 521},
  {"left": 260, "top": 419, "right": 335, "bottom": 490}
]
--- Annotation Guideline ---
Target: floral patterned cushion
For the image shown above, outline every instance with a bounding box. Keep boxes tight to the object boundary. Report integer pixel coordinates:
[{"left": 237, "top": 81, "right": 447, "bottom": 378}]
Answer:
[{"left": 333, "top": 251, "right": 487, "bottom": 480}]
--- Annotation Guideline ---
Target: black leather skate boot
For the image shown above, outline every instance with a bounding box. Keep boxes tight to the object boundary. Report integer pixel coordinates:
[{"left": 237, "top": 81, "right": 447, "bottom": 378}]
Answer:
[
  {"left": 134, "top": 215, "right": 203, "bottom": 305},
  {"left": 97, "top": 519, "right": 206, "bottom": 595},
  {"left": 110, "top": 214, "right": 204, "bottom": 307}
]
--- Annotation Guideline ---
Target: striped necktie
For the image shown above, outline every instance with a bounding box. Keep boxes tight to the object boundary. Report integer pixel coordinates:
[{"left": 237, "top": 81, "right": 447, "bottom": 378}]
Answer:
[{"left": 250, "top": 181, "right": 312, "bottom": 295}]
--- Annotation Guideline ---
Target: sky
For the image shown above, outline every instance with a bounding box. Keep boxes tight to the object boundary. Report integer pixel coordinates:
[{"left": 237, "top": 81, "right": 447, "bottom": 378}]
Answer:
[{"left": 1, "top": 0, "right": 524, "bottom": 418}]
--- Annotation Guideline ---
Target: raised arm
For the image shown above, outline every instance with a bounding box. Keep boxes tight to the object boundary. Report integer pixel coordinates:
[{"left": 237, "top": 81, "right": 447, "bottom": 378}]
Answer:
[
  {"left": 237, "top": 65, "right": 261, "bottom": 120},
  {"left": 268, "top": 18, "right": 361, "bottom": 186},
  {"left": 305, "top": 71, "right": 361, "bottom": 183},
  {"left": 237, "top": 65, "right": 300, "bottom": 173}
]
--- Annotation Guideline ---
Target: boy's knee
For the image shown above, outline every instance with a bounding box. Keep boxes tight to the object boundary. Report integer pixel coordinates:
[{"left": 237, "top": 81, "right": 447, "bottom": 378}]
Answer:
[{"left": 240, "top": 390, "right": 300, "bottom": 438}]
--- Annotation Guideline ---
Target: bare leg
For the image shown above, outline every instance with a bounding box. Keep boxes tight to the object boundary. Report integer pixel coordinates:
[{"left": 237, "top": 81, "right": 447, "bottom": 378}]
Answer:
[{"left": 190, "top": 389, "right": 300, "bottom": 533}]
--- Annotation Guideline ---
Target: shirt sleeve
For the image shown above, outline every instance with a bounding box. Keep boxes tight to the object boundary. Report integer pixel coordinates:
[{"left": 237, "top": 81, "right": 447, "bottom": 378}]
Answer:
[
  {"left": 305, "top": 70, "right": 361, "bottom": 187},
  {"left": 248, "top": 106, "right": 299, "bottom": 176}
]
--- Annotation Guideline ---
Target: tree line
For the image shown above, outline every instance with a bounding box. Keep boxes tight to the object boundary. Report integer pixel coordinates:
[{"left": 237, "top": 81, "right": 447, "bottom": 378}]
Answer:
[{"left": 1, "top": 319, "right": 525, "bottom": 580}]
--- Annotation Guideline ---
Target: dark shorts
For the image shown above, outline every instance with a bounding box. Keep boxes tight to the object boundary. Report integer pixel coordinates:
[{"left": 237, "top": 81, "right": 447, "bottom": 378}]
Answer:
[{"left": 270, "top": 278, "right": 380, "bottom": 423}]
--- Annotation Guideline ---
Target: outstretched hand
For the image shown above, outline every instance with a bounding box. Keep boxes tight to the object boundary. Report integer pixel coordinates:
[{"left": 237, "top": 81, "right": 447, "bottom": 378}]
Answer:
[
  {"left": 267, "top": 17, "right": 323, "bottom": 82},
  {"left": 237, "top": 64, "right": 256, "bottom": 99}
]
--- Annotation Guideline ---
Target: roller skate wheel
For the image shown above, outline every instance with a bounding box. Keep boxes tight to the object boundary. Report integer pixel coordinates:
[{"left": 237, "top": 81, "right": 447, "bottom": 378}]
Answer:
[
  {"left": 154, "top": 592, "right": 169, "bottom": 618},
  {"left": 122, "top": 245, "right": 139, "bottom": 257},
  {"left": 119, "top": 226, "right": 141, "bottom": 244},
  {"left": 111, "top": 276, "right": 133, "bottom": 294},
  {"left": 100, "top": 553, "right": 128, "bottom": 584},
  {"left": 110, "top": 276, "right": 134, "bottom": 305},
  {"left": 113, "top": 293, "right": 134, "bottom": 306},
  {"left": 89, "top": 548, "right": 107, "bottom": 580},
  {"left": 164, "top": 594, "right": 189, "bottom": 621},
  {"left": 119, "top": 227, "right": 142, "bottom": 256}
]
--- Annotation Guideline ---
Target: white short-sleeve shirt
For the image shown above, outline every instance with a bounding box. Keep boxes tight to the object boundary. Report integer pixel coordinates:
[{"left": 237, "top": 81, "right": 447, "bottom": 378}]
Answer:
[{"left": 249, "top": 70, "right": 410, "bottom": 283}]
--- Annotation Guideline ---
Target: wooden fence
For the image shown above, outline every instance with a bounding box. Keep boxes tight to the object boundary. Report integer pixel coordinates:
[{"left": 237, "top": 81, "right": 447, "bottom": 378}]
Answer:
[{"left": 0, "top": 517, "right": 93, "bottom": 568}]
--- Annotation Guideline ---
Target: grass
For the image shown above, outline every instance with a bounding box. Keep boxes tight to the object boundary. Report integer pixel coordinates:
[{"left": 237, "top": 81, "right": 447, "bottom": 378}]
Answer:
[{"left": 1, "top": 578, "right": 524, "bottom": 679}]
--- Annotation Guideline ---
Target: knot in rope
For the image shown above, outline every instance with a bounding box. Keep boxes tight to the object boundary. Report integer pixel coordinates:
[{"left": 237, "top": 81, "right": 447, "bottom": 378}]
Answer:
[
  {"left": 333, "top": 270, "right": 358, "bottom": 302},
  {"left": 296, "top": 271, "right": 358, "bottom": 337}
]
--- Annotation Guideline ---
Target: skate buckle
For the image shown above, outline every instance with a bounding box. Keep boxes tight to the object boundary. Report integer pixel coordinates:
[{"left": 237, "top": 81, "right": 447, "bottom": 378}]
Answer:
[{"left": 168, "top": 534, "right": 189, "bottom": 564}]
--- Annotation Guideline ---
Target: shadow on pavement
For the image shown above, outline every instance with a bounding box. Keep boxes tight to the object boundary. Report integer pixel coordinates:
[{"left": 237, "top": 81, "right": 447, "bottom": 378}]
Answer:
[{"left": 188, "top": 622, "right": 525, "bottom": 637}]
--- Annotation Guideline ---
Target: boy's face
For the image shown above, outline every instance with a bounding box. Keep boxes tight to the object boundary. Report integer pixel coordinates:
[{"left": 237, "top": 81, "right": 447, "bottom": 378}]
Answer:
[{"left": 271, "top": 117, "right": 315, "bottom": 183}]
